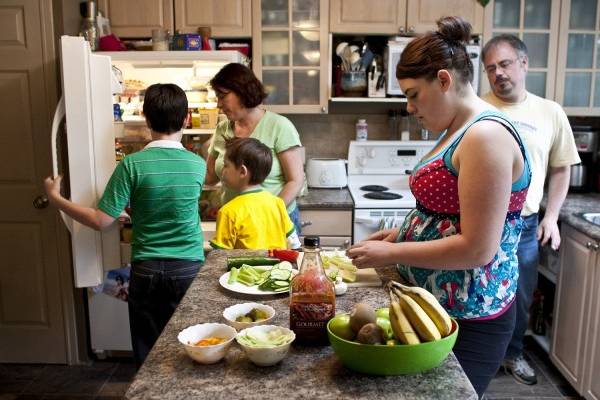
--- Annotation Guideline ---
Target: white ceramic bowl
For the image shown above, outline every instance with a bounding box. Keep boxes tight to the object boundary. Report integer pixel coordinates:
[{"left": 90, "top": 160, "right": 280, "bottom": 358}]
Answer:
[
  {"left": 222, "top": 302, "right": 276, "bottom": 331},
  {"left": 177, "top": 323, "right": 237, "bottom": 364},
  {"left": 236, "top": 325, "right": 295, "bottom": 366}
]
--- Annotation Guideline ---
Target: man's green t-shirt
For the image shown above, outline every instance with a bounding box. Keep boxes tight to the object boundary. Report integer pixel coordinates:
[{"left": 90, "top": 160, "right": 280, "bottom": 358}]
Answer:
[
  {"left": 98, "top": 141, "right": 206, "bottom": 262},
  {"left": 208, "top": 110, "right": 301, "bottom": 213}
]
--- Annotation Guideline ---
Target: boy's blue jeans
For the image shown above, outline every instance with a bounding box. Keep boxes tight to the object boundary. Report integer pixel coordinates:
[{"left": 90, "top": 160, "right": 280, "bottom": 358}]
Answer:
[
  {"left": 505, "top": 213, "right": 539, "bottom": 359},
  {"left": 128, "top": 259, "right": 202, "bottom": 368}
]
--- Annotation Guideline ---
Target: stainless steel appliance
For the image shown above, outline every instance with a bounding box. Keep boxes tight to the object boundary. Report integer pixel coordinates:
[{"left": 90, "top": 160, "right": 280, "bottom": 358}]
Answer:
[
  {"left": 571, "top": 126, "right": 598, "bottom": 191},
  {"left": 347, "top": 140, "right": 435, "bottom": 243}
]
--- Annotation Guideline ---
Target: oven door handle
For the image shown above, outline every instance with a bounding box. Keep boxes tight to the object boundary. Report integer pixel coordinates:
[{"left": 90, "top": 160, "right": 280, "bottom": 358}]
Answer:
[{"left": 354, "top": 217, "right": 382, "bottom": 225}]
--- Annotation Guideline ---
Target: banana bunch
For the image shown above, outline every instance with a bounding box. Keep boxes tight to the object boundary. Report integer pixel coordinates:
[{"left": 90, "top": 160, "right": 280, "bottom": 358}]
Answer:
[{"left": 387, "top": 281, "right": 453, "bottom": 344}]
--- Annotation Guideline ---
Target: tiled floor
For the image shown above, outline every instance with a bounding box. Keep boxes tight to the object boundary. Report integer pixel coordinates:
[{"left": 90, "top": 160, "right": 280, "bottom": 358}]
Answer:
[{"left": 0, "top": 337, "right": 584, "bottom": 400}]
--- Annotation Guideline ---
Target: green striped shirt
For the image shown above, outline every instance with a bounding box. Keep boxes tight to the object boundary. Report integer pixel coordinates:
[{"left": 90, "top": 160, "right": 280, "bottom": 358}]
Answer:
[{"left": 98, "top": 142, "right": 206, "bottom": 262}]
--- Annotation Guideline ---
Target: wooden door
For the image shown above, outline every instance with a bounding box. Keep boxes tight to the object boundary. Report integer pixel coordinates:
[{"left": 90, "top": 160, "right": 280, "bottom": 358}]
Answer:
[
  {"left": 0, "top": 0, "right": 73, "bottom": 363},
  {"left": 406, "top": 0, "right": 484, "bottom": 34},
  {"left": 583, "top": 250, "right": 600, "bottom": 400},
  {"left": 98, "top": 0, "right": 174, "bottom": 38},
  {"left": 329, "top": 0, "right": 407, "bottom": 34},
  {"left": 174, "top": 0, "right": 252, "bottom": 37},
  {"left": 550, "top": 226, "right": 594, "bottom": 392}
]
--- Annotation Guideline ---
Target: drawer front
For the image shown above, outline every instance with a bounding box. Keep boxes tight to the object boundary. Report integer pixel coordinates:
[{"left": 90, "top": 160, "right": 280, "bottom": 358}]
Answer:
[{"left": 300, "top": 210, "right": 352, "bottom": 236}]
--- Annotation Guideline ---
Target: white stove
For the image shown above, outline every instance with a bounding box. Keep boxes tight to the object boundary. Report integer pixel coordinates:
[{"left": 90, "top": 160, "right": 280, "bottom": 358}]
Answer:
[{"left": 347, "top": 140, "right": 435, "bottom": 243}]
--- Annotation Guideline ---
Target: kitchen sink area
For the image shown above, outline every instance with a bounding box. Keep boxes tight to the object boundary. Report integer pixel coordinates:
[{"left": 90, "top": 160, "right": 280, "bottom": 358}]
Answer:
[{"left": 580, "top": 212, "right": 600, "bottom": 226}]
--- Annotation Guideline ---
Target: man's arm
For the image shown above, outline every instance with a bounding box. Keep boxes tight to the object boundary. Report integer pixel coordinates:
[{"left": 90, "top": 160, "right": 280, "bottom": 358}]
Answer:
[{"left": 538, "top": 166, "right": 570, "bottom": 249}]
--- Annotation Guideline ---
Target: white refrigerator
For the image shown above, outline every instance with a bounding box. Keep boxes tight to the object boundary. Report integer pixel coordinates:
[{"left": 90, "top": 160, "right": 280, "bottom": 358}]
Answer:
[{"left": 52, "top": 36, "right": 244, "bottom": 356}]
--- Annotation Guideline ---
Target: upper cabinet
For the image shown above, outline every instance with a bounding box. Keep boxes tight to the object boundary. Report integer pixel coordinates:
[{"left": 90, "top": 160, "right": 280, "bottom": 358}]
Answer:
[
  {"left": 555, "top": 0, "right": 600, "bottom": 116},
  {"left": 174, "top": 0, "right": 252, "bottom": 37},
  {"left": 330, "top": 0, "right": 484, "bottom": 35},
  {"left": 252, "top": 0, "right": 329, "bottom": 113},
  {"left": 98, "top": 0, "right": 174, "bottom": 38},
  {"left": 482, "top": 0, "right": 560, "bottom": 100}
]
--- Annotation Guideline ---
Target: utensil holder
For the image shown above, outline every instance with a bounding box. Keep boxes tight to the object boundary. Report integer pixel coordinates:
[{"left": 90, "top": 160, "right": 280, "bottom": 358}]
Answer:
[{"left": 340, "top": 71, "right": 367, "bottom": 97}]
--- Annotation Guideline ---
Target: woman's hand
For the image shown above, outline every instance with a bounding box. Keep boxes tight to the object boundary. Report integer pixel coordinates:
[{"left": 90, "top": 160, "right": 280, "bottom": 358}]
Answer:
[
  {"left": 367, "top": 228, "right": 399, "bottom": 242},
  {"left": 44, "top": 175, "right": 62, "bottom": 203},
  {"left": 346, "top": 240, "right": 398, "bottom": 268}
]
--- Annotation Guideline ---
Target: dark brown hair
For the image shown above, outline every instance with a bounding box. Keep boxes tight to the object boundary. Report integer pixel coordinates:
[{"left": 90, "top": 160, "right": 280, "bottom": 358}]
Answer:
[
  {"left": 396, "top": 16, "right": 473, "bottom": 87},
  {"left": 224, "top": 137, "right": 273, "bottom": 185},
  {"left": 481, "top": 34, "right": 528, "bottom": 63},
  {"left": 143, "top": 83, "right": 188, "bottom": 133},
  {"left": 210, "top": 63, "right": 268, "bottom": 108}
]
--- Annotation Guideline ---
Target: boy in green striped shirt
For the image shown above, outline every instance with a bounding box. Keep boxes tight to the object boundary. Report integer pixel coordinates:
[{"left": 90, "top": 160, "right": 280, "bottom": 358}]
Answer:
[{"left": 44, "top": 83, "right": 206, "bottom": 367}]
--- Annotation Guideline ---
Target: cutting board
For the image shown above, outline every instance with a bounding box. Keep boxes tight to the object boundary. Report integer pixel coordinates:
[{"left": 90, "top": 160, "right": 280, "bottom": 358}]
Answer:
[{"left": 295, "top": 252, "right": 383, "bottom": 288}]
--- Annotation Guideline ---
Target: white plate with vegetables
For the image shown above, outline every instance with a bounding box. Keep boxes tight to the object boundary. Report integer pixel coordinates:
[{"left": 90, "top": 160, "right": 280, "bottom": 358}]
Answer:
[{"left": 219, "top": 261, "right": 298, "bottom": 295}]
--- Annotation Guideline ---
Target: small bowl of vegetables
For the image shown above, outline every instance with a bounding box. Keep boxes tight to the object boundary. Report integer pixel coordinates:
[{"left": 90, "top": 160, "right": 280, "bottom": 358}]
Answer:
[
  {"left": 178, "top": 323, "right": 237, "bottom": 364},
  {"left": 236, "top": 325, "right": 295, "bottom": 366},
  {"left": 222, "top": 302, "right": 276, "bottom": 330}
]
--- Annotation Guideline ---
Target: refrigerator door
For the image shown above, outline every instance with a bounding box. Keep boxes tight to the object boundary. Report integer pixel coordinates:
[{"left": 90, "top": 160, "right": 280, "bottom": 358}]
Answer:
[{"left": 60, "top": 36, "right": 120, "bottom": 288}]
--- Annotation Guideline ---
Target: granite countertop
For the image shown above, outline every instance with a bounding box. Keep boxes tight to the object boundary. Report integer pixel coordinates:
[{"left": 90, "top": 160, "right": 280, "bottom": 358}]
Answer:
[
  {"left": 297, "top": 187, "right": 354, "bottom": 210},
  {"left": 542, "top": 193, "right": 600, "bottom": 241},
  {"left": 125, "top": 250, "right": 477, "bottom": 400}
]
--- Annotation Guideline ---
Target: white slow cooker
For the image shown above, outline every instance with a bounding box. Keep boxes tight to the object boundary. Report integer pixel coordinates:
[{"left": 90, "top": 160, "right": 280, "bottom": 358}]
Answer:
[{"left": 306, "top": 158, "right": 347, "bottom": 188}]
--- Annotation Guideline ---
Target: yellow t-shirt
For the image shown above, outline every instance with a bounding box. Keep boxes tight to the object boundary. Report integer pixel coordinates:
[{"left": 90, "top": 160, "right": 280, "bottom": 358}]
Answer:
[
  {"left": 210, "top": 190, "right": 295, "bottom": 249},
  {"left": 482, "top": 91, "right": 580, "bottom": 216}
]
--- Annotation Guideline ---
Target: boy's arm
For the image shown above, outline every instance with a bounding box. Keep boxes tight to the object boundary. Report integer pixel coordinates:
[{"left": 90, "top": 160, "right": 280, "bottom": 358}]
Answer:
[{"left": 44, "top": 176, "right": 116, "bottom": 231}]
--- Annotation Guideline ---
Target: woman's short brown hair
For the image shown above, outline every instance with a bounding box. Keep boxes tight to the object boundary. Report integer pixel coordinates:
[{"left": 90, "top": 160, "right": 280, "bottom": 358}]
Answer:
[
  {"left": 225, "top": 137, "right": 273, "bottom": 185},
  {"left": 396, "top": 16, "right": 474, "bottom": 87},
  {"left": 210, "top": 63, "right": 268, "bottom": 108}
]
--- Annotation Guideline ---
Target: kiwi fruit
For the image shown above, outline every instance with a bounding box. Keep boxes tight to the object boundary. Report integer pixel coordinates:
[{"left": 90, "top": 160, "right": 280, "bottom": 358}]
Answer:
[
  {"left": 356, "top": 323, "right": 385, "bottom": 345},
  {"left": 349, "top": 303, "right": 377, "bottom": 333}
]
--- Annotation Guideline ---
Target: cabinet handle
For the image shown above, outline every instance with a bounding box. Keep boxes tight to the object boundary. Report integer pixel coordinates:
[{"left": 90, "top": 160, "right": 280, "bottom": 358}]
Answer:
[
  {"left": 408, "top": 26, "right": 415, "bottom": 33},
  {"left": 593, "top": 243, "right": 600, "bottom": 251},
  {"left": 321, "top": 106, "right": 326, "bottom": 113},
  {"left": 343, "top": 239, "right": 350, "bottom": 249},
  {"left": 399, "top": 26, "right": 405, "bottom": 33},
  {"left": 33, "top": 195, "right": 49, "bottom": 209},
  {"left": 586, "top": 241, "right": 593, "bottom": 248},
  {"left": 301, "top": 220, "right": 312, "bottom": 228}
]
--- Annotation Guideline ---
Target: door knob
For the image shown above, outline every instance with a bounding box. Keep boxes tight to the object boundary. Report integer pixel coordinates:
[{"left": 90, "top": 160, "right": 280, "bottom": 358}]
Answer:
[{"left": 33, "top": 195, "right": 49, "bottom": 209}]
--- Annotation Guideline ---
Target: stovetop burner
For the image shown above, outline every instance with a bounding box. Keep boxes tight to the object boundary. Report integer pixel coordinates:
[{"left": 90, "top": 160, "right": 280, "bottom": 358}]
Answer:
[
  {"left": 363, "top": 191, "right": 403, "bottom": 200},
  {"left": 360, "top": 185, "right": 389, "bottom": 192}
]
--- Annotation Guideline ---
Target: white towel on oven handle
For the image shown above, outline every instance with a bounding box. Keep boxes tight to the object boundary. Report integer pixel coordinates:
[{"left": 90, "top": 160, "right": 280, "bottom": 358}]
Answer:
[{"left": 379, "top": 217, "right": 403, "bottom": 231}]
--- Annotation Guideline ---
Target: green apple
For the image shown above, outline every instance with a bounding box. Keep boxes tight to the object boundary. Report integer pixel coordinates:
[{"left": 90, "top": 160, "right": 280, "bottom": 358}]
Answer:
[
  {"left": 375, "top": 307, "right": 390, "bottom": 320},
  {"left": 376, "top": 317, "right": 394, "bottom": 340},
  {"left": 329, "top": 314, "right": 355, "bottom": 341}
]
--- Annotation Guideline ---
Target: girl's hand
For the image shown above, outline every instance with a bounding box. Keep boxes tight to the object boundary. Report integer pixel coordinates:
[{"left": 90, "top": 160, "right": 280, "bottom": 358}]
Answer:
[
  {"left": 367, "top": 228, "right": 400, "bottom": 242},
  {"left": 44, "top": 175, "right": 62, "bottom": 201},
  {"left": 346, "top": 240, "right": 398, "bottom": 268}
]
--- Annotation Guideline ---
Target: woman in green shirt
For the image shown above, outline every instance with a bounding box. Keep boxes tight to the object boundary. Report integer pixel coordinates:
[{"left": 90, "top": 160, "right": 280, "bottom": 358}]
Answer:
[{"left": 206, "top": 63, "right": 304, "bottom": 232}]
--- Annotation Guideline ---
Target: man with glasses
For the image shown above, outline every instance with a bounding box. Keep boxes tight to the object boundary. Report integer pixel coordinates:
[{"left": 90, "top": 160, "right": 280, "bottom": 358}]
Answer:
[{"left": 481, "top": 35, "right": 580, "bottom": 385}]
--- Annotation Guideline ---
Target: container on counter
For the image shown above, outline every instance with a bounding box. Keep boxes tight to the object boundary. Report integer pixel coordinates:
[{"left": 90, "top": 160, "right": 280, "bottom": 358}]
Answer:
[
  {"left": 355, "top": 119, "right": 368, "bottom": 141},
  {"left": 152, "top": 29, "right": 170, "bottom": 51},
  {"left": 289, "top": 236, "right": 335, "bottom": 345},
  {"left": 172, "top": 34, "right": 202, "bottom": 50}
]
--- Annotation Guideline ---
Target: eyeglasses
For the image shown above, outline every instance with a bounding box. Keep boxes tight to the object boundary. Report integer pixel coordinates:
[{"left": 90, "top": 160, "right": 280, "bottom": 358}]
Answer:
[{"left": 484, "top": 58, "right": 521, "bottom": 75}]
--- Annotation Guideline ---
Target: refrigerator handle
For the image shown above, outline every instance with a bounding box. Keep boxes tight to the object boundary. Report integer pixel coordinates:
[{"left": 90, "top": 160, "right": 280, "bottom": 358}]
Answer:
[{"left": 50, "top": 95, "right": 73, "bottom": 233}]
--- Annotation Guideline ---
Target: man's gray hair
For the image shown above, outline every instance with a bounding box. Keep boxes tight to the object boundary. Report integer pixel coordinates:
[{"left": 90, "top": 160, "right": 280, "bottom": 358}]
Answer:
[{"left": 482, "top": 34, "right": 528, "bottom": 62}]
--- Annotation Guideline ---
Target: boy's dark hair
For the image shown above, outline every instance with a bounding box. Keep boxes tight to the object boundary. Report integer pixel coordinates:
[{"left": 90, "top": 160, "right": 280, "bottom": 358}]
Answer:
[
  {"left": 209, "top": 63, "right": 268, "bottom": 108},
  {"left": 481, "top": 34, "right": 528, "bottom": 63},
  {"left": 143, "top": 83, "right": 188, "bottom": 134},
  {"left": 225, "top": 138, "right": 272, "bottom": 185}
]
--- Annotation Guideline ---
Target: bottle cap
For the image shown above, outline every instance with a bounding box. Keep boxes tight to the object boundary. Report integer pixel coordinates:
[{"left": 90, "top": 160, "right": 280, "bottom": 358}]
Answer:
[
  {"left": 358, "top": 119, "right": 366, "bottom": 123},
  {"left": 303, "top": 236, "right": 320, "bottom": 247}
]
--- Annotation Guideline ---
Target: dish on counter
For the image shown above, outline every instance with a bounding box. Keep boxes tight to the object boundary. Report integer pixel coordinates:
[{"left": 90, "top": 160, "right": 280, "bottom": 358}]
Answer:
[
  {"left": 177, "top": 323, "right": 237, "bottom": 364},
  {"left": 219, "top": 265, "right": 298, "bottom": 296},
  {"left": 222, "top": 302, "right": 276, "bottom": 330},
  {"left": 236, "top": 325, "right": 295, "bottom": 366}
]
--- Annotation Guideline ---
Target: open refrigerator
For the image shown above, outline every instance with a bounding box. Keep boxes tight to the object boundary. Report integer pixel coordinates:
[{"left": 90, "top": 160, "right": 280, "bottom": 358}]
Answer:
[{"left": 51, "top": 36, "right": 245, "bottom": 355}]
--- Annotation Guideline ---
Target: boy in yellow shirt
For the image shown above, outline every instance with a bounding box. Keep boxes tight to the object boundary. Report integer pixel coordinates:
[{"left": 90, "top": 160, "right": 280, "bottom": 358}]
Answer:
[{"left": 210, "top": 138, "right": 301, "bottom": 250}]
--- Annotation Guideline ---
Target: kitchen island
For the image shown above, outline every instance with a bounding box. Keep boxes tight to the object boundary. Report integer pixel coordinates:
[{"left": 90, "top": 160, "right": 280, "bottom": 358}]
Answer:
[{"left": 125, "top": 250, "right": 477, "bottom": 400}]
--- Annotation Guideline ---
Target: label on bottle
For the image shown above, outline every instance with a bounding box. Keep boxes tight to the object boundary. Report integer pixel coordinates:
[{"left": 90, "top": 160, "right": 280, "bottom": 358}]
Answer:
[{"left": 290, "top": 301, "right": 335, "bottom": 345}]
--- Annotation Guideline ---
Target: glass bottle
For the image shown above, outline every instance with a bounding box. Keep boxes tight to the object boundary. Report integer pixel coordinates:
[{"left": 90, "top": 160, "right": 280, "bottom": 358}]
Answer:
[{"left": 289, "top": 236, "right": 335, "bottom": 345}]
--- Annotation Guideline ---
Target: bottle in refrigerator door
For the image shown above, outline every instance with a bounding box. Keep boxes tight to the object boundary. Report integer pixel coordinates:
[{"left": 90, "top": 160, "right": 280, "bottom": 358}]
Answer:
[{"left": 289, "top": 236, "right": 335, "bottom": 345}]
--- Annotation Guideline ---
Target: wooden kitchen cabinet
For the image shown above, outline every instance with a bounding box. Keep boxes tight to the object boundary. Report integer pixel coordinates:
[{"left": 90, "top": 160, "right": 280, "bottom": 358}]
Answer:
[
  {"left": 299, "top": 209, "right": 352, "bottom": 249},
  {"left": 98, "top": 0, "right": 174, "bottom": 38},
  {"left": 551, "top": 224, "right": 600, "bottom": 397},
  {"left": 330, "top": 0, "right": 484, "bottom": 35},
  {"left": 174, "top": 0, "right": 252, "bottom": 37},
  {"left": 252, "top": 0, "right": 329, "bottom": 113}
]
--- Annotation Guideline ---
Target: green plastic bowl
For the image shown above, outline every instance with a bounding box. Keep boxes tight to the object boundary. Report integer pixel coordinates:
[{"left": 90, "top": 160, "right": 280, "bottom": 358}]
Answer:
[{"left": 327, "top": 314, "right": 459, "bottom": 375}]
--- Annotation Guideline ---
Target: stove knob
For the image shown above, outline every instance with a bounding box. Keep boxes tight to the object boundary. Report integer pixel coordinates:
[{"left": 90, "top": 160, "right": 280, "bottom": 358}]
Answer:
[
  {"left": 368, "top": 148, "right": 376, "bottom": 158},
  {"left": 358, "top": 156, "right": 367, "bottom": 166}
]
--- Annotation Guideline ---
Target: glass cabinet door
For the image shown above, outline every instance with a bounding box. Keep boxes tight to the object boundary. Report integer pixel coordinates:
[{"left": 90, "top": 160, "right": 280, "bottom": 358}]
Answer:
[
  {"left": 253, "top": 0, "right": 328, "bottom": 113},
  {"left": 484, "top": 0, "right": 558, "bottom": 99},
  {"left": 556, "top": 0, "right": 600, "bottom": 114}
]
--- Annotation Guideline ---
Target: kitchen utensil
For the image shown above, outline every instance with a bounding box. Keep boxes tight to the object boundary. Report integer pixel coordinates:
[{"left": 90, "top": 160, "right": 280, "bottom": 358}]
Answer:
[
  {"left": 306, "top": 158, "right": 347, "bottom": 188},
  {"left": 360, "top": 49, "right": 374, "bottom": 71},
  {"left": 349, "top": 45, "right": 360, "bottom": 53},
  {"left": 177, "top": 323, "right": 237, "bottom": 364},
  {"left": 343, "top": 46, "right": 353, "bottom": 71},
  {"left": 340, "top": 71, "right": 367, "bottom": 96},
  {"left": 349, "top": 52, "right": 361, "bottom": 71},
  {"left": 335, "top": 42, "right": 348, "bottom": 57},
  {"left": 327, "top": 318, "right": 458, "bottom": 375}
]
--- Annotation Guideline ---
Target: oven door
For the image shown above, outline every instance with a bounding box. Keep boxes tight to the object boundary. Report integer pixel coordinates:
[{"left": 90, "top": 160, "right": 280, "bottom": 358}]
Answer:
[{"left": 353, "top": 209, "right": 411, "bottom": 244}]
